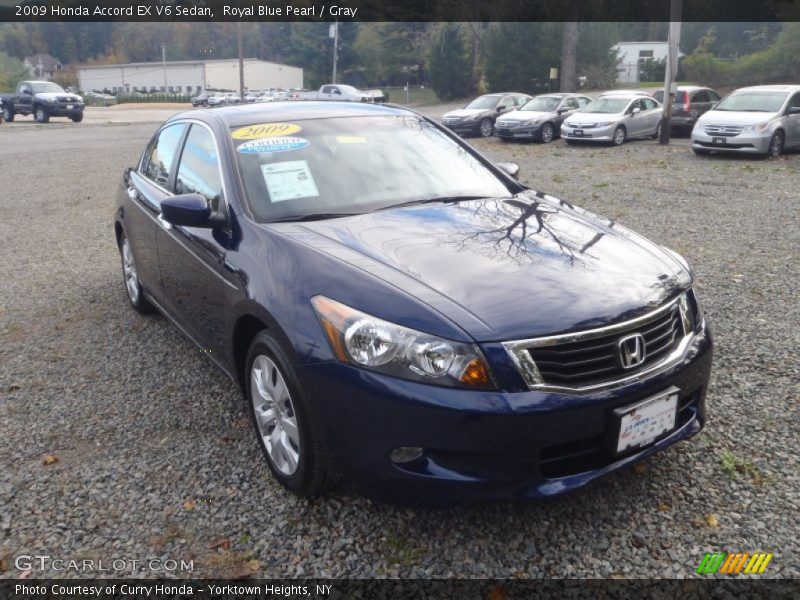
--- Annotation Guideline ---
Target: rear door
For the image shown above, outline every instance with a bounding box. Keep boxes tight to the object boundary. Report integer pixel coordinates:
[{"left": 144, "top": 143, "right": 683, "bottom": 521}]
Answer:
[
  {"left": 786, "top": 92, "right": 800, "bottom": 147},
  {"left": 17, "top": 83, "right": 33, "bottom": 113},
  {"left": 156, "top": 123, "right": 231, "bottom": 353},
  {"left": 691, "top": 90, "right": 711, "bottom": 118},
  {"left": 642, "top": 97, "right": 661, "bottom": 132},
  {"left": 125, "top": 122, "right": 188, "bottom": 303}
]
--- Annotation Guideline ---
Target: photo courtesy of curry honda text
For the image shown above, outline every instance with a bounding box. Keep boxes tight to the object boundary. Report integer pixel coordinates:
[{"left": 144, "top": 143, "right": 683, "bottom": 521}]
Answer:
[{"left": 115, "top": 101, "right": 712, "bottom": 502}]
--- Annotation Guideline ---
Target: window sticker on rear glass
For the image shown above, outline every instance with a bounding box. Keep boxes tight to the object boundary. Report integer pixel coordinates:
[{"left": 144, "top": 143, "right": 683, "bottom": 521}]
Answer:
[
  {"left": 232, "top": 122, "right": 302, "bottom": 140},
  {"left": 261, "top": 160, "right": 319, "bottom": 203},
  {"left": 237, "top": 137, "right": 309, "bottom": 154}
]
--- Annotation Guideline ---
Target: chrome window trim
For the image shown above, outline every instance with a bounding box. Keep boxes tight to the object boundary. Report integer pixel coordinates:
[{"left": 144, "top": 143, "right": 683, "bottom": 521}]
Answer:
[{"left": 503, "top": 293, "right": 696, "bottom": 393}]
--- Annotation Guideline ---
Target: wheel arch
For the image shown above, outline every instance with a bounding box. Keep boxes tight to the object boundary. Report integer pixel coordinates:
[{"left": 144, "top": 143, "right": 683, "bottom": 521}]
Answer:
[{"left": 232, "top": 307, "right": 294, "bottom": 394}]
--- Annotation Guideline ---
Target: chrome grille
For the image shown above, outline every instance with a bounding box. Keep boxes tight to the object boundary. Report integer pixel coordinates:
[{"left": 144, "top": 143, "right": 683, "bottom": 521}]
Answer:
[
  {"left": 496, "top": 120, "right": 515, "bottom": 128},
  {"left": 703, "top": 124, "right": 743, "bottom": 136},
  {"left": 503, "top": 295, "right": 694, "bottom": 392}
]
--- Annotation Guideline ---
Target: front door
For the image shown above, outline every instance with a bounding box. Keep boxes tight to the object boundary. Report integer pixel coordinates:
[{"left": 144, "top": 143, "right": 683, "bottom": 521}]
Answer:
[{"left": 156, "top": 123, "right": 230, "bottom": 354}]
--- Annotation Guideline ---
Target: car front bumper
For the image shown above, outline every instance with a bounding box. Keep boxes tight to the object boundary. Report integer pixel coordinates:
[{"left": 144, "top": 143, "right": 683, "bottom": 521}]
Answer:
[
  {"left": 561, "top": 123, "right": 616, "bottom": 142},
  {"left": 495, "top": 124, "right": 541, "bottom": 139},
  {"left": 43, "top": 103, "right": 84, "bottom": 117},
  {"left": 691, "top": 130, "right": 772, "bottom": 154},
  {"left": 441, "top": 120, "right": 481, "bottom": 135},
  {"left": 302, "top": 324, "right": 713, "bottom": 502}
]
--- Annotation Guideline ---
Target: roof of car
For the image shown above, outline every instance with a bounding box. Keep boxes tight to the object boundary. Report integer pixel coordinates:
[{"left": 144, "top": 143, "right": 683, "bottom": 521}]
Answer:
[
  {"left": 595, "top": 92, "right": 651, "bottom": 100},
  {"left": 176, "top": 101, "right": 416, "bottom": 128},
  {"left": 734, "top": 85, "right": 800, "bottom": 93},
  {"left": 599, "top": 90, "right": 652, "bottom": 96}
]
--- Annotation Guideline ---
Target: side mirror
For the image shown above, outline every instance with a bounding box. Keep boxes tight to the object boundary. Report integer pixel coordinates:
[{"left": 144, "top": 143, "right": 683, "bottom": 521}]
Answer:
[
  {"left": 496, "top": 162, "right": 520, "bottom": 180},
  {"left": 21, "top": 89, "right": 32, "bottom": 95},
  {"left": 160, "top": 194, "right": 224, "bottom": 228},
  {"left": 630, "top": 107, "right": 641, "bottom": 115}
]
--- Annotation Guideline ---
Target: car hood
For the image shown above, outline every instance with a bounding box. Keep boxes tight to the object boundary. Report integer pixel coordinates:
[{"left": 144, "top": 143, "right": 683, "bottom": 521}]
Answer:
[
  {"left": 497, "top": 110, "right": 553, "bottom": 122},
  {"left": 566, "top": 112, "right": 624, "bottom": 125},
  {"left": 698, "top": 110, "right": 780, "bottom": 125},
  {"left": 443, "top": 108, "right": 489, "bottom": 119},
  {"left": 280, "top": 192, "right": 691, "bottom": 342}
]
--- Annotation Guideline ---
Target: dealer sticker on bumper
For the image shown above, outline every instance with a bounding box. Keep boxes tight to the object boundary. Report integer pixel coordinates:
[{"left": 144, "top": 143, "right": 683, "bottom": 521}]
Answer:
[{"left": 615, "top": 387, "right": 679, "bottom": 454}]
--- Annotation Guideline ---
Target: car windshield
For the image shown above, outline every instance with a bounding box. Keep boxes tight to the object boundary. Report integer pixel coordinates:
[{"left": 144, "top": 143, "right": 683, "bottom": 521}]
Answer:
[
  {"left": 31, "top": 82, "right": 65, "bottom": 94},
  {"left": 521, "top": 96, "right": 561, "bottom": 112},
  {"left": 465, "top": 96, "right": 500, "bottom": 109},
  {"left": 581, "top": 97, "right": 630, "bottom": 114},
  {"left": 233, "top": 115, "right": 512, "bottom": 222},
  {"left": 714, "top": 91, "right": 787, "bottom": 112}
]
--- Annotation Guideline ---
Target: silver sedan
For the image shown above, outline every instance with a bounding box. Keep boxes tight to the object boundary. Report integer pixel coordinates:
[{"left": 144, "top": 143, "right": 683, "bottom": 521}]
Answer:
[{"left": 561, "top": 94, "right": 663, "bottom": 146}]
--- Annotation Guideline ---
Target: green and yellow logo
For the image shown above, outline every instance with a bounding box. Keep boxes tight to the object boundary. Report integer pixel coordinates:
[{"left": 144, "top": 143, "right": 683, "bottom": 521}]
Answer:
[{"left": 697, "top": 552, "right": 773, "bottom": 575}]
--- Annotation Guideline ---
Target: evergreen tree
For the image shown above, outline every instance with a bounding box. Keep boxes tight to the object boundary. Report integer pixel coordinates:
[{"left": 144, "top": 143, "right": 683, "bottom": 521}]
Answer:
[{"left": 427, "top": 24, "right": 471, "bottom": 100}]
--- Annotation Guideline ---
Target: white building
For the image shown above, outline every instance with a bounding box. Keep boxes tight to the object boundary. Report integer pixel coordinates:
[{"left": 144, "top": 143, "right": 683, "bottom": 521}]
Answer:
[
  {"left": 77, "top": 58, "right": 303, "bottom": 95},
  {"left": 612, "top": 42, "right": 681, "bottom": 84}
]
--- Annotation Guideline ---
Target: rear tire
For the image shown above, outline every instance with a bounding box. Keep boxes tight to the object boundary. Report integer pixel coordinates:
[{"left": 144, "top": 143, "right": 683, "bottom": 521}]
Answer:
[
  {"left": 652, "top": 120, "right": 663, "bottom": 139},
  {"left": 119, "top": 232, "right": 154, "bottom": 314},
  {"left": 34, "top": 107, "right": 50, "bottom": 123},
  {"left": 246, "top": 330, "right": 329, "bottom": 497},
  {"left": 3, "top": 107, "right": 14, "bottom": 122}
]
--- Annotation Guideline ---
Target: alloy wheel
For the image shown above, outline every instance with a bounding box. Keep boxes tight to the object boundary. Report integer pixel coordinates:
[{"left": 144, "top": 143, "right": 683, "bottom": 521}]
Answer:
[
  {"left": 479, "top": 119, "right": 493, "bottom": 137},
  {"left": 121, "top": 237, "right": 140, "bottom": 304},
  {"left": 541, "top": 123, "right": 554, "bottom": 143},
  {"left": 613, "top": 127, "right": 626, "bottom": 146},
  {"left": 250, "top": 355, "right": 302, "bottom": 476},
  {"left": 769, "top": 133, "right": 783, "bottom": 158}
]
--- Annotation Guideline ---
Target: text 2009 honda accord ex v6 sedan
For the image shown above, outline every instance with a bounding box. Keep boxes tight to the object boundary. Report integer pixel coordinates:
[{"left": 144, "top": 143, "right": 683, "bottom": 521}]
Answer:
[{"left": 115, "top": 101, "right": 712, "bottom": 502}]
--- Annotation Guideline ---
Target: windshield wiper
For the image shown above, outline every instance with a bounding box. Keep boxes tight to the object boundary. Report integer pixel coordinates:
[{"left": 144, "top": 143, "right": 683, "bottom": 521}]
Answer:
[
  {"left": 268, "top": 212, "right": 363, "bottom": 223},
  {"left": 380, "top": 195, "right": 498, "bottom": 210}
]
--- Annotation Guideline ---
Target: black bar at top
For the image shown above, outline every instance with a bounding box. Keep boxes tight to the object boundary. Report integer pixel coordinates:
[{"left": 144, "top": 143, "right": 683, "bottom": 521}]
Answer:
[{"left": 2, "top": 0, "right": 800, "bottom": 22}]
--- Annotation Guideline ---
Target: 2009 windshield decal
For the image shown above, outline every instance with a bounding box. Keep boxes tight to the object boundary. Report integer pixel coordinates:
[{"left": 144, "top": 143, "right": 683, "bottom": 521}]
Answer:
[{"left": 237, "top": 137, "right": 309, "bottom": 154}]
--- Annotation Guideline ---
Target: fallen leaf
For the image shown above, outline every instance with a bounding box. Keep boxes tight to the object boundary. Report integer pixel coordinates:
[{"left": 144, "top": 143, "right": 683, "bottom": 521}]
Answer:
[
  {"left": 42, "top": 455, "right": 59, "bottom": 465},
  {"left": 247, "top": 559, "right": 260, "bottom": 573},
  {"left": 209, "top": 538, "right": 231, "bottom": 551},
  {"left": 705, "top": 513, "right": 719, "bottom": 528},
  {"left": 487, "top": 586, "right": 508, "bottom": 600},
  {"left": 632, "top": 463, "right": 647, "bottom": 476},
  {"left": 183, "top": 499, "right": 197, "bottom": 511},
  {"left": 658, "top": 503, "right": 671, "bottom": 512}
]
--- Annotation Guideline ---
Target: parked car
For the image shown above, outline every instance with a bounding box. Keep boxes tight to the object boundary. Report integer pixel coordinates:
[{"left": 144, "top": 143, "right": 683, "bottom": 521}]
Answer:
[
  {"left": 562, "top": 93, "right": 663, "bottom": 146},
  {"left": 363, "top": 89, "right": 387, "bottom": 103},
  {"left": 294, "top": 84, "right": 371, "bottom": 102},
  {"left": 0, "top": 97, "right": 4, "bottom": 124},
  {"left": 691, "top": 85, "right": 800, "bottom": 157},
  {"left": 256, "top": 92, "right": 274, "bottom": 103},
  {"left": 494, "top": 93, "right": 592, "bottom": 143},
  {"left": 244, "top": 92, "right": 260, "bottom": 103},
  {"left": 207, "top": 93, "right": 227, "bottom": 107},
  {"left": 115, "top": 101, "right": 711, "bottom": 502},
  {"left": 652, "top": 86, "right": 721, "bottom": 133},
  {"left": 1, "top": 80, "right": 84, "bottom": 123},
  {"left": 224, "top": 93, "right": 241, "bottom": 104},
  {"left": 191, "top": 92, "right": 209, "bottom": 107},
  {"left": 442, "top": 93, "right": 533, "bottom": 138}
]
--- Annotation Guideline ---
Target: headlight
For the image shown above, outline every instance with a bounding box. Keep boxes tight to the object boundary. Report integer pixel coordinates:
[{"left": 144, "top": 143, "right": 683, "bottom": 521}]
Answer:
[
  {"left": 523, "top": 119, "right": 541, "bottom": 126},
  {"left": 594, "top": 121, "right": 613, "bottom": 127},
  {"left": 311, "top": 296, "right": 495, "bottom": 389},
  {"left": 741, "top": 122, "right": 770, "bottom": 133}
]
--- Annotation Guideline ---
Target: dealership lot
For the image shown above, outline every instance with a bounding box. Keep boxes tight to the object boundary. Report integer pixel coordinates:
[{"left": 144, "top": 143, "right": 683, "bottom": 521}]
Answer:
[{"left": 0, "top": 113, "right": 798, "bottom": 578}]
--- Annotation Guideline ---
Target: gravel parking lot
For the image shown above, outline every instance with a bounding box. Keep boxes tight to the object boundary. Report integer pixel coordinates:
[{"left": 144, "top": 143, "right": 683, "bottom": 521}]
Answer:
[{"left": 1, "top": 110, "right": 798, "bottom": 579}]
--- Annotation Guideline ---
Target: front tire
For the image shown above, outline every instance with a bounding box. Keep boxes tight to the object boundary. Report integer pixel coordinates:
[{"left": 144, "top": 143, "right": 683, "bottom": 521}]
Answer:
[
  {"left": 612, "top": 126, "right": 626, "bottom": 146},
  {"left": 71, "top": 112, "right": 84, "bottom": 123},
  {"left": 767, "top": 131, "right": 784, "bottom": 158},
  {"left": 3, "top": 107, "right": 15, "bottom": 122},
  {"left": 539, "top": 122, "right": 555, "bottom": 143},
  {"left": 478, "top": 118, "right": 494, "bottom": 138},
  {"left": 119, "top": 232, "right": 154, "bottom": 314},
  {"left": 34, "top": 107, "right": 50, "bottom": 123},
  {"left": 246, "top": 330, "right": 328, "bottom": 497}
]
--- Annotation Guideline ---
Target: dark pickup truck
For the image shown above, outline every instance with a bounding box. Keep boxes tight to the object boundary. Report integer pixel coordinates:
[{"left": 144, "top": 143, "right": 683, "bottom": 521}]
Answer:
[{"left": 1, "top": 80, "right": 85, "bottom": 123}]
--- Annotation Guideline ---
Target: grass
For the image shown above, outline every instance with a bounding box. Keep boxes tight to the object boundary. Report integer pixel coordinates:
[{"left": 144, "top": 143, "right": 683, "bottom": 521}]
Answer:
[
  {"left": 386, "top": 86, "right": 440, "bottom": 106},
  {"left": 384, "top": 534, "right": 425, "bottom": 566},
  {"left": 720, "top": 450, "right": 764, "bottom": 484}
]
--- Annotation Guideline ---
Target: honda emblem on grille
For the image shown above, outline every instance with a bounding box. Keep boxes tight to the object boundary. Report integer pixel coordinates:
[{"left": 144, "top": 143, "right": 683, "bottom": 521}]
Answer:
[{"left": 618, "top": 333, "right": 646, "bottom": 369}]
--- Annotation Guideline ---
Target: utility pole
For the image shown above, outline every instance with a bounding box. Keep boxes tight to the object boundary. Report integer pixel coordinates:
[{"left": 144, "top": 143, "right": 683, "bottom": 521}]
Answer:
[
  {"left": 161, "top": 44, "right": 168, "bottom": 93},
  {"left": 332, "top": 21, "right": 339, "bottom": 83},
  {"left": 238, "top": 22, "right": 245, "bottom": 100},
  {"left": 659, "top": 0, "right": 682, "bottom": 144}
]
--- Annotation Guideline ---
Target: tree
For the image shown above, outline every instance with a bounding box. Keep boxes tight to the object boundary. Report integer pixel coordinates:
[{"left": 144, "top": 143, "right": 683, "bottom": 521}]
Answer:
[
  {"left": 427, "top": 24, "right": 471, "bottom": 100},
  {"left": 484, "top": 23, "right": 560, "bottom": 93},
  {"left": 560, "top": 22, "right": 578, "bottom": 92},
  {"left": 0, "top": 52, "right": 29, "bottom": 90}
]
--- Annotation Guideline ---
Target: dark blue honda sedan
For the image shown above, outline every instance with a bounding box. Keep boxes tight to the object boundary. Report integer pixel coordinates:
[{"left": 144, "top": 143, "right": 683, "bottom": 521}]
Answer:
[{"left": 115, "top": 101, "right": 712, "bottom": 501}]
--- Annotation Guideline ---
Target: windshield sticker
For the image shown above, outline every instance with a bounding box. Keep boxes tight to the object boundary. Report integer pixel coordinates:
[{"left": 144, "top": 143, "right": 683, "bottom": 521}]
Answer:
[
  {"left": 232, "top": 122, "right": 302, "bottom": 140},
  {"left": 237, "top": 137, "right": 309, "bottom": 154},
  {"left": 336, "top": 135, "right": 367, "bottom": 144},
  {"left": 261, "top": 160, "right": 320, "bottom": 203}
]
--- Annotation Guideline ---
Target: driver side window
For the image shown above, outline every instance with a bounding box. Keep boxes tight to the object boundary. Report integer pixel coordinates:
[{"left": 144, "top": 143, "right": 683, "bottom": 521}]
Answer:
[
  {"left": 498, "top": 96, "right": 515, "bottom": 109},
  {"left": 174, "top": 125, "right": 223, "bottom": 212},
  {"left": 142, "top": 123, "right": 187, "bottom": 189}
]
